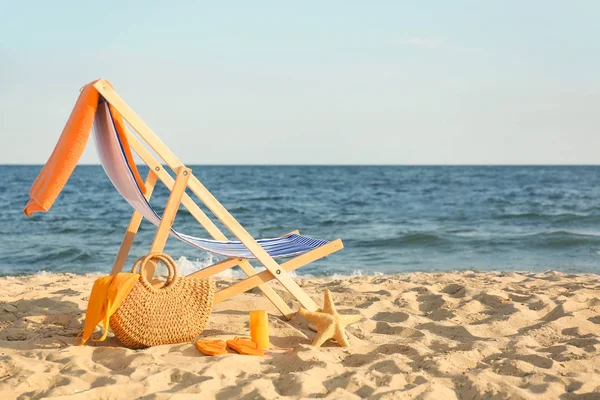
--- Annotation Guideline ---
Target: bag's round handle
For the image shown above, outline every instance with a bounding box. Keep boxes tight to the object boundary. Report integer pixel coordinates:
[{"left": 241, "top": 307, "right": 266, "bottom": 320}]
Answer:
[{"left": 131, "top": 253, "right": 179, "bottom": 292}]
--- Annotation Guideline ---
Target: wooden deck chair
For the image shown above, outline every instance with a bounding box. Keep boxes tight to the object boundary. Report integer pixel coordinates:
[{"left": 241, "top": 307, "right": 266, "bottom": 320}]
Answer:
[{"left": 79, "top": 79, "right": 342, "bottom": 319}]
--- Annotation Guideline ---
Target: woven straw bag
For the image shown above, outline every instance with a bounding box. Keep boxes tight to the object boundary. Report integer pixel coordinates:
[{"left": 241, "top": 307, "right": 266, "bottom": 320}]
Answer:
[{"left": 110, "top": 253, "right": 215, "bottom": 349}]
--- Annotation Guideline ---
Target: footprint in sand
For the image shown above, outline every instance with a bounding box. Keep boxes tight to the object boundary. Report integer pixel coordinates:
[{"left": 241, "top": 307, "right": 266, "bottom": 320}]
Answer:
[
  {"left": 51, "top": 289, "right": 81, "bottom": 296},
  {"left": 417, "top": 292, "right": 445, "bottom": 313},
  {"left": 441, "top": 283, "right": 466, "bottom": 298},
  {"left": 367, "top": 289, "right": 392, "bottom": 296},
  {"left": 91, "top": 348, "right": 157, "bottom": 375},
  {"left": 90, "top": 376, "right": 118, "bottom": 389},
  {"left": 528, "top": 299, "right": 547, "bottom": 311},
  {"left": 565, "top": 337, "right": 599, "bottom": 350},
  {"left": 506, "top": 292, "right": 533, "bottom": 303},
  {"left": 493, "top": 359, "right": 537, "bottom": 377},
  {"left": 588, "top": 316, "right": 600, "bottom": 324},
  {"left": 342, "top": 353, "right": 380, "bottom": 368},
  {"left": 416, "top": 292, "right": 455, "bottom": 321},
  {"left": 356, "top": 296, "right": 380, "bottom": 309},
  {"left": 373, "top": 322, "right": 424, "bottom": 338},
  {"left": 416, "top": 322, "right": 482, "bottom": 344},
  {"left": 370, "top": 359, "right": 404, "bottom": 374},
  {"left": 375, "top": 343, "right": 421, "bottom": 358},
  {"left": 474, "top": 293, "right": 518, "bottom": 316},
  {"left": 516, "top": 354, "right": 554, "bottom": 369},
  {"left": 392, "top": 297, "right": 409, "bottom": 308},
  {"left": 372, "top": 311, "right": 409, "bottom": 323},
  {"left": 538, "top": 344, "right": 584, "bottom": 362}
]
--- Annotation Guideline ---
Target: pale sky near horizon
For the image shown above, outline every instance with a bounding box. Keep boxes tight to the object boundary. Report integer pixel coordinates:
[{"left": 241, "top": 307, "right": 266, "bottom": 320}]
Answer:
[{"left": 1, "top": 1, "right": 599, "bottom": 164}]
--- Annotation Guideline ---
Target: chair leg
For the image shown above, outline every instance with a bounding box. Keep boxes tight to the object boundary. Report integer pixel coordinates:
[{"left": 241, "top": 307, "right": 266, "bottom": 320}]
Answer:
[
  {"left": 203, "top": 239, "right": 344, "bottom": 308},
  {"left": 240, "top": 261, "right": 295, "bottom": 318},
  {"left": 189, "top": 230, "right": 310, "bottom": 318},
  {"left": 145, "top": 166, "right": 191, "bottom": 279},
  {"left": 192, "top": 258, "right": 294, "bottom": 318},
  {"left": 256, "top": 257, "right": 321, "bottom": 312},
  {"left": 110, "top": 171, "right": 158, "bottom": 275}
]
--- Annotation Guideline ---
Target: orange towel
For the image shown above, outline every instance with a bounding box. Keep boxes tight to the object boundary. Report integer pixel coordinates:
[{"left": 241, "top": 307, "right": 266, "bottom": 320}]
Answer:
[
  {"left": 24, "top": 80, "right": 146, "bottom": 217},
  {"left": 75, "top": 272, "right": 140, "bottom": 345}
]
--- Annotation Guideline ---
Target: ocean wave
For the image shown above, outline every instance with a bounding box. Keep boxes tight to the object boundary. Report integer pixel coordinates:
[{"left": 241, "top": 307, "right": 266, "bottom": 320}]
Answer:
[
  {"left": 523, "top": 230, "right": 600, "bottom": 249},
  {"left": 352, "top": 232, "right": 447, "bottom": 248},
  {"left": 18, "top": 247, "right": 93, "bottom": 264},
  {"left": 174, "top": 256, "right": 298, "bottom": 278},
  {"left": 495, "top": 212, "right": 595, "bottom": 221},
  {"left": 247, "top": 196, "right": 286, "bottom": 202},
  {"left": 539, "top": 230, "right": 600, "bottom": 238}
]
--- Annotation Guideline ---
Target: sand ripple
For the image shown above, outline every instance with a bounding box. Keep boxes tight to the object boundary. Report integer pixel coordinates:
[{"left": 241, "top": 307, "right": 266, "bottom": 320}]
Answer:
[{"left": 1, "top": 271, "right": 599, "bottom": 399}]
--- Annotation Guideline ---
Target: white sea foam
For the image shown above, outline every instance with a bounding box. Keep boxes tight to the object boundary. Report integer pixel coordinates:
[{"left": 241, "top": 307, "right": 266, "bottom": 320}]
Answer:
[
  {"left": 32, "top": 262, "right": 378, "bottom": 280},
  {"left": 36, "top": 270, "right": 51, "bottom": 275},
  {"left": 328, "top": 269, "right": 385, "bottom": 279},
  {"left": 174, "top": 256, "right": 298, "bottom": 279},
  {"left": 175, "top": 254, "right": 218, "bottom": 276},
  {"left": 36, "top": 270, "right": 103, "bottom": 276}
]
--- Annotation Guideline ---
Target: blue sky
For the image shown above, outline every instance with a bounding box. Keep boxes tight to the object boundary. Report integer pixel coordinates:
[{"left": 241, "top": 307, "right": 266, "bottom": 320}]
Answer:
[{"left": 1, "top": 1, "right": 599, "bottom": 164}]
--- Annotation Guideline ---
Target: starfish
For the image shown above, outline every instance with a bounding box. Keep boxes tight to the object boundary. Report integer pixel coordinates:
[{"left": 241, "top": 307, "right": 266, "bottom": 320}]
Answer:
[{"left": 298, "top": 289, "right": 361, "bottom": 347}]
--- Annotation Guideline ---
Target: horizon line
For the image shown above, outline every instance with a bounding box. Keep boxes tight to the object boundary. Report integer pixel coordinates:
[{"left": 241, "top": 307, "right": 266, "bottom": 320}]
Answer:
[{"left": 3, "top": 163, "right": 600, "bottom": 167}]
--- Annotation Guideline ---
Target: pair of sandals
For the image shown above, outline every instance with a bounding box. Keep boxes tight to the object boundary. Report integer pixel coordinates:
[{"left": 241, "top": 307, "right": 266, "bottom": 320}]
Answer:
[{"left": 196, "top": 337, "right": 264, "bottom": 356}]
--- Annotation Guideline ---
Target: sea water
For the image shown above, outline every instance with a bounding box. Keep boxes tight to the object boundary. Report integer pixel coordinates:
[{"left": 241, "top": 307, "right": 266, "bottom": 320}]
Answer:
[{"left": 2, "top": 165, "right": 600, "bottom": 276}]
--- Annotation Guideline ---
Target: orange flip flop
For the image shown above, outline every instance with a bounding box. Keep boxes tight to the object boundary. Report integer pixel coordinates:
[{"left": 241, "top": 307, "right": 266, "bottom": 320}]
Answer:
[
  {"left": 226, "top": 337, "right": 264, "bottom": 356},
  {"left": 196, "top": 339, "right": 228, "bottom": 356}
]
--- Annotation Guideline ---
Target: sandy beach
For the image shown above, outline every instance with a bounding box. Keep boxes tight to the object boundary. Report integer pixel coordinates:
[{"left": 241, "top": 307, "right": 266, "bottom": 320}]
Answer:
[{"left": 1, "top": 271, "right": 599, "bottom": 399}]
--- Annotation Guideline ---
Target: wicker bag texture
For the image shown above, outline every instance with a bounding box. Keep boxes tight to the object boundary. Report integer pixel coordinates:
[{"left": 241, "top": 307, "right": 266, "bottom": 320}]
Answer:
[{"left": 110, "top": 253, "right": 215, "bottom": 349}]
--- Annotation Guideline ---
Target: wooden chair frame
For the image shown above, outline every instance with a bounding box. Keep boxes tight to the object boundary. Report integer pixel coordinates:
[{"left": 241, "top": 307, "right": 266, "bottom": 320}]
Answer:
[{"left": 94, "top": 79, "right": 343, "bottom": 319}]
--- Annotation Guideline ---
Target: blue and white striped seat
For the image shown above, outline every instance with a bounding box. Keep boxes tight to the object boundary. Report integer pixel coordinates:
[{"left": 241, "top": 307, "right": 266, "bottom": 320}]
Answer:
[
  {"left": 93, "top": 99, "right": 329, "bottom": 259},
  {"left": 177, "top": 232, "right": 329, "bottom": 258}
]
